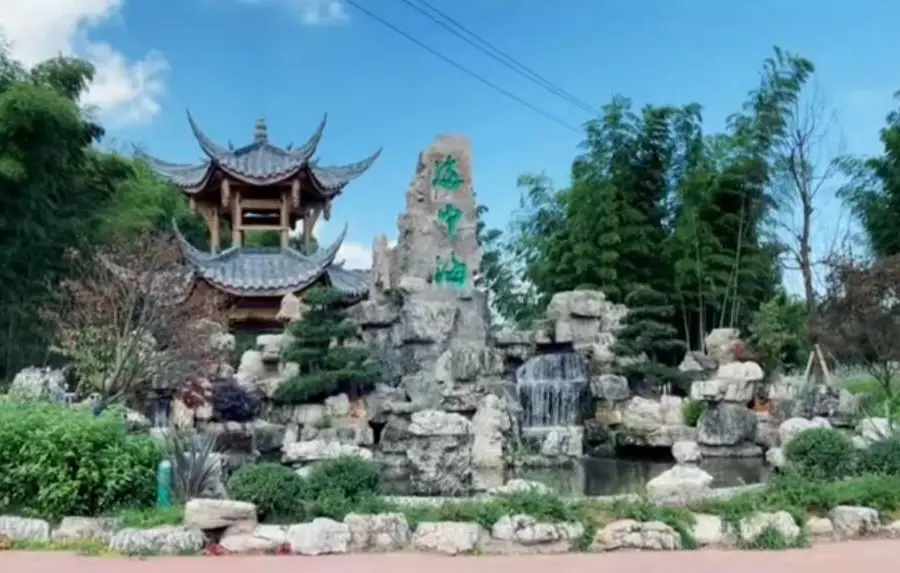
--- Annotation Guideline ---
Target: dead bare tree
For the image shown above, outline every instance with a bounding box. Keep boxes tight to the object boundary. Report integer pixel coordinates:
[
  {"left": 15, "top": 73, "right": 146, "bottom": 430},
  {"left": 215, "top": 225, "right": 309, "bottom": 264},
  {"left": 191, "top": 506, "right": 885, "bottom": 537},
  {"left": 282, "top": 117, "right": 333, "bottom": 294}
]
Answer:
[
  {"left": 771, "top": 83, "right": 852, "bottom": 345},
  {"left": 43, "top": 233, "right": 226, "bottom": 406}
]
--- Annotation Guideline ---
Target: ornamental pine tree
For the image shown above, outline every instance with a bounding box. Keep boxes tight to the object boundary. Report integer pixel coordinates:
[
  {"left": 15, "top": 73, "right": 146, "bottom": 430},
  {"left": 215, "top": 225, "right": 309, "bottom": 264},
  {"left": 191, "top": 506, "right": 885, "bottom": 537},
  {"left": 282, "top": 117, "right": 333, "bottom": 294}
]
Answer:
[
  {"left": 273, "top": 286, "right": 377, "bottom": 404},
  {"left": 613, "top": 285, "right": 689, "bottom": 393}
]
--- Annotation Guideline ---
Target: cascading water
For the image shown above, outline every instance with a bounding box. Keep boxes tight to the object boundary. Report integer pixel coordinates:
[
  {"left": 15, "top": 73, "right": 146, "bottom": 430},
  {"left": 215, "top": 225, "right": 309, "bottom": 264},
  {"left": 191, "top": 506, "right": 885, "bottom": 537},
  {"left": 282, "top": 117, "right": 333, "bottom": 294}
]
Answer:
[{"left": 516, "top": 352, "right": 588, "bottom": 428}]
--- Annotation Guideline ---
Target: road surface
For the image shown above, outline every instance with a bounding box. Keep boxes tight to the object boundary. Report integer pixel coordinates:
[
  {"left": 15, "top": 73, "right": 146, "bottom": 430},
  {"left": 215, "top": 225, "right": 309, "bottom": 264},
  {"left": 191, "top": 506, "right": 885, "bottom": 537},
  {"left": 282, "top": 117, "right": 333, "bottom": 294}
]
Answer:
[{"left": 2, "top": 539, "right": 895, "bottom": 573}]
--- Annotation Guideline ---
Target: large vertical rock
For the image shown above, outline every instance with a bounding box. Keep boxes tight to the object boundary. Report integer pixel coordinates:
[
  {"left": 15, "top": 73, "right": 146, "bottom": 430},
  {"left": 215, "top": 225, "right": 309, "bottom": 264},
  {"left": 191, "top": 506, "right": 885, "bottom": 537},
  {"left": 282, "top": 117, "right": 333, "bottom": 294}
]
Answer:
[{"left": 393, "top": 134, "right": 481, "bottom": 290}]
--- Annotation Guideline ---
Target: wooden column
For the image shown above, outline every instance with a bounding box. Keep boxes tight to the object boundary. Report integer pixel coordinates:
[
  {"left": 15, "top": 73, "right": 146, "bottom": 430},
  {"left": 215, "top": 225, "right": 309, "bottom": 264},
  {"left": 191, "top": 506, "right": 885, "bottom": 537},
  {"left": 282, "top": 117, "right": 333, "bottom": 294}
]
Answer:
[
  {"left": 231, "top": 188, "right": 243, "bottom": 247},
  {"left": 279, "top": 190, "right": 290, "bottom": 248},
  {"left": 303, "top": 206, "right": 321, "bottom": 254},
  {"left": 210, "top": 209, "right": 220, "bottom": 252}
]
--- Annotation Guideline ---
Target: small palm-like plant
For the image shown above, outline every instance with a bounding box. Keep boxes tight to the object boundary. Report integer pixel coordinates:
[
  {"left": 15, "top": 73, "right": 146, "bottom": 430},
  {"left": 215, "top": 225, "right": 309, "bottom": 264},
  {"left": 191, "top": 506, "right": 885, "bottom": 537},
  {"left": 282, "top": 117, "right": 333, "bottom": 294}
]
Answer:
[{"left": 166, "top": 431, "right": 222, "bottom": 501}]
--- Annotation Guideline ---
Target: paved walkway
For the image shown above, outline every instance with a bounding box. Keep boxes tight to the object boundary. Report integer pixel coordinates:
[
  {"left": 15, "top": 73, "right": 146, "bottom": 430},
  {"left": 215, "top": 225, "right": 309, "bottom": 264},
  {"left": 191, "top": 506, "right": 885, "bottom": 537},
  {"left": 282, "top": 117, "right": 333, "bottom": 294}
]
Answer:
[{"left": 2, "top": 540, "right": 897, "bottom": 573}]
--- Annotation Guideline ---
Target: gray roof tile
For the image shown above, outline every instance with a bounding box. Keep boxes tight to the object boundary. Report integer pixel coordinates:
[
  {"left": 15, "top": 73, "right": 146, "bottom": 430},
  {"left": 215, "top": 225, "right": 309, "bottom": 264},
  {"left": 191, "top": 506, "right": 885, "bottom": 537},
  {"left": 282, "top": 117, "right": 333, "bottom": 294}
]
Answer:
[{"left": 140, "top": 111, "right": 379, "bottom": 192}]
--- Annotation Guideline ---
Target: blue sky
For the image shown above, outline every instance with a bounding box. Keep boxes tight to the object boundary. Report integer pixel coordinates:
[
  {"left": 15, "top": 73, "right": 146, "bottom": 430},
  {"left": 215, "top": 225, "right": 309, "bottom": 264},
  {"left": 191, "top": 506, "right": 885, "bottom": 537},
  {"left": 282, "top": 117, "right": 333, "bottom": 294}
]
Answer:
[{"left": 2, "top": 0, "right": 898, "bottom": 283}]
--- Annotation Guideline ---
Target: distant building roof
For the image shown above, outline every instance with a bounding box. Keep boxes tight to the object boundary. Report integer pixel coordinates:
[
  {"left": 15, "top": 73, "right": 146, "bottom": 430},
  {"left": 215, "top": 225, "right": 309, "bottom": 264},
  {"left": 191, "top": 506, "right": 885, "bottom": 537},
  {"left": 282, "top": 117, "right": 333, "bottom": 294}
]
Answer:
[
  {"left": 173, "top": 221, "right": 368, "bottom": 298},
  {"left": 139, "top": 111, "right": 381, "bottom": 194}
]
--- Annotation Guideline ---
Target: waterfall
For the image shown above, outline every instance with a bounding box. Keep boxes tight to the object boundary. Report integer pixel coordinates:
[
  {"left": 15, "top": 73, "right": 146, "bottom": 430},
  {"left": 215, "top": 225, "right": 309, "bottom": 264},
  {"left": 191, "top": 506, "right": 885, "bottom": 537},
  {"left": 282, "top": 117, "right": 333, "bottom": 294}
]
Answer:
[{"left": 516, "top": 352, "right": 587, "bottom": 428}]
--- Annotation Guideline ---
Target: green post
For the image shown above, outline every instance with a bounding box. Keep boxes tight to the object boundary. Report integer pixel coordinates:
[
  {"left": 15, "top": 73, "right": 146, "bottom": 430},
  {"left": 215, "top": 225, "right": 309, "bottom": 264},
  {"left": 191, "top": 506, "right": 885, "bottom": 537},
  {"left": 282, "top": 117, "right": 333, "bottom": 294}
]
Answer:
[{"left": 156, "top": 459, "right": 172, "bottom": 508}]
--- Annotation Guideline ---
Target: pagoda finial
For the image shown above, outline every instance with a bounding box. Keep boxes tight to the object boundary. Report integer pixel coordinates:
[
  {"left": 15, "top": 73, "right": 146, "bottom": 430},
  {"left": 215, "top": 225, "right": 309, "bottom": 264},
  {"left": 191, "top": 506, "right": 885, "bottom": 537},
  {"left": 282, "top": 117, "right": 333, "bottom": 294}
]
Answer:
[{"left": 254, "top": 118, "right": 268, "bottom": 144}]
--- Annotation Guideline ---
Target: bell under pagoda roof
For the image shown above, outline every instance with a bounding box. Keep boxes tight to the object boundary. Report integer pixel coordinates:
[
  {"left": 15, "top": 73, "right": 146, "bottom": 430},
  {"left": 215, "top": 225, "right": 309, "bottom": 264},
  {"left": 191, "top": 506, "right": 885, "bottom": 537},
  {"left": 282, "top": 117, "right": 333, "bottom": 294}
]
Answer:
[
  {"left": 141, "top": 111, "right": 381, "bottom": 194},
  {"left": 173, "top": 220, "right": 367, "bottom": 298}
]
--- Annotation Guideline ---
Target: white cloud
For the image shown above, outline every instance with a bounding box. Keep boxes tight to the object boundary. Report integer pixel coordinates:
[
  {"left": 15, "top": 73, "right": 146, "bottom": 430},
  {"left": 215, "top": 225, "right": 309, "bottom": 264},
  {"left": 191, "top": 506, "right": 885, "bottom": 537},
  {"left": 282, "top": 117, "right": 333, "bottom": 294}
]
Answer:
[
  {"left": 298, "top": 219, "right": 395, "bottom": 270},
  {"left": 235, "top": 0, "right": 348, "bottom": 25},
  {"left": 0, "top": 0, "right": 167, "bottom": 126}
]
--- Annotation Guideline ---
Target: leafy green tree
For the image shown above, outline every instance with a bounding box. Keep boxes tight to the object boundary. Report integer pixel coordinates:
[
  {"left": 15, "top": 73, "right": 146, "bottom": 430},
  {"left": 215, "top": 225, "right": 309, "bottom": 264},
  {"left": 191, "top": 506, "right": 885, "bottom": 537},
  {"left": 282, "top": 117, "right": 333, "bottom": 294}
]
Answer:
[
  {"left": 747, "top": 291, "right": 809, "bottom": 375},
  {"left": 613, "top": 286, "right": 688, "bottom": 392},
  {"left": 273, "top": 287, "right": 377, "bottom": 404}
]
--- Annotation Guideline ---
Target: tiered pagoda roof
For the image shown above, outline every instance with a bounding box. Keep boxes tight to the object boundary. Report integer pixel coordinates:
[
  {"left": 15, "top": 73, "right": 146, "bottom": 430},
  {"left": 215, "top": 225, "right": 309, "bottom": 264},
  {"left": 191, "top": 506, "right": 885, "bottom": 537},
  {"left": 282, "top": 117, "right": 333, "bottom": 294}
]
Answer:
[
  {"left": 141, "top": 111, "right": 381, "bottom": 195},
  {"left": 137, "top": 112, "right": 378, "bottom": 301},
  {"left": 172, "top": 221, "right": 368, "bottom": 298}
]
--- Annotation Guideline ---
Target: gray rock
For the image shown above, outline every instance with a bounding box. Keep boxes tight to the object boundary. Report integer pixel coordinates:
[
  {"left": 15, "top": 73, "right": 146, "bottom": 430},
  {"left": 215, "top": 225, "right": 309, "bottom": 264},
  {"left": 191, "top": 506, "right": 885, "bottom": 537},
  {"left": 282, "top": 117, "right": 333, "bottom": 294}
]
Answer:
[
  {"left": 646, "top": 464, "right": 713, "bottom": 506},
  {"left": 343, "top": 513, "right": 411, "bottom": 552},
  {"left": 489, "top": 514, "right": 584, "bottom": 553},
  {"left": 183, "top": 498, "right": 257, "bottom": 531},
  {"left": 471, "top": 394, "right": 512, "bottom": 469},
  {"left": 697, "top": 403, "right": 757, "bottom": 446},
  {"left": 286, "top": 518, "right": 351, "bottom": 555},
  {"left": 52, "top": 517, "right": 118, "bottom": 543},
  {"left": 738, "top": 511, "right": 800, "bottom": 545},
  {"left": 828, "top": 506, "right": 880, "bottom": 539},
  {"left": 411, "top": 522, "right": 488, "bottom": 555},
  {"left": 0, "top": 515, "right": 50, "bottom": 542},
  {"left": 765, "top": 447, "right": 786, "bottom": 468},
  {"left": 8, "top": 367, "right": 66, "bottom": 401},
  {"left": 807, "top": 517, "right": 834, "bottom": 538},
  {"left": 672, "top": 440, "right": 702, "bottom": 464},
  {"left": 779, "top": 416, "right": 831, "bottom": 447},
  {"left": 593, "top": 519, "right": 680, "bottom": 551},
  {"left": 488, "top": 479, "right": 552, "bottom": 496},
  {"left": 590, "top": 374, "right": 630, "bottom": 402},
  {"left": 704, "top": 328, "right": 740, "bottom": 365},
  {"left": 220, "top": 524, "right": 287, "bottom": 554},
  {"left": 282, "top": 438, "right": 372, "bottom": 465},
  {"left": 108, "top": 526, "right": 205, "bottom": 555},
  {"left": 691, "top": 514, "right": 729, "bottom": 547}
]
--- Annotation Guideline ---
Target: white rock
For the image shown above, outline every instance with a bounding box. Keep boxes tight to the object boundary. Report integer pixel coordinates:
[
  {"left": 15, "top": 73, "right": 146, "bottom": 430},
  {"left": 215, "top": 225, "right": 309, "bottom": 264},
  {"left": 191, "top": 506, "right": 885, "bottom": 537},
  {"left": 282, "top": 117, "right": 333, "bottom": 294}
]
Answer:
[
  {"left": 828, "top": 506, "right": 880, "bottom": 539},
  {"left": 807, "top": 517, "right": 834, "bottom": 537},
  {"left": 856, "top": 417, "right": 894, "bottom": 444},
  {"left": 184, "top": 498, "right": 257, "bottom": 530},
  {"left": 672, "top": 440, "right": 702, "bottom": 464},
  {"left": 489, "top": 479, "right": 551, "bottom": 496},
  {"left": 220, "top": 525, "right": 287, "bottom": 554},
  {"left": 52, "top": 517, "right": 117, "bottom": 542},
  {"left": 108, "top": 526, "right": 205, "bottom": 555},
  {"left": 738, "top": 511, "right": 800, "bottom": 545},
  {"left": 343, "top": 513, "right": 411, "bottom": 552},
  {"left": 593, "top": 519, "right": 680, "bottom": 551},
  {"left": 489, "top": 514, "right": 583, "bottom": 553},
  {"left": 778, "top": 417, "right": 830, "bottom": 447},
  {"left": 286, "top": 518, "right": 351, "bottom": 555},
  {"left": 325, "top": 393, "right": 351, "bottom": 418},
  {"left": 646, "top": 464, "right": 713, "bottom": 506},
  {"left": 471, "top": 395, "right": 511, "bottom": 469},
  {"left": 408, "top": 410, "right": 472, "bottom": 436},
  {"left": 765, "top": 447, "right": 786, "bottom": 468},
  {"left": 691, "top": 514, "right": 728, "bottom": 547},
  {"left": 411, "top": 522, "right": 487, "bottom": 555},
  {"left": 0, "top": 515, "right": 50, "bottom": 542},
  {"left": 282, "top": 439, "right": 372, "bottom": 464}
]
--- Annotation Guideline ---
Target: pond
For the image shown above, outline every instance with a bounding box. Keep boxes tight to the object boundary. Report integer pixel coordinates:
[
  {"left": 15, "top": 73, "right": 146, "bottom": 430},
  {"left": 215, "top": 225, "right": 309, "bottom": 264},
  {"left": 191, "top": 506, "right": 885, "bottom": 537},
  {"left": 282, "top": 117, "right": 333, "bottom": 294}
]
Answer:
[{"left": 381, "top": 455, "right": 770, "bottom": 497}]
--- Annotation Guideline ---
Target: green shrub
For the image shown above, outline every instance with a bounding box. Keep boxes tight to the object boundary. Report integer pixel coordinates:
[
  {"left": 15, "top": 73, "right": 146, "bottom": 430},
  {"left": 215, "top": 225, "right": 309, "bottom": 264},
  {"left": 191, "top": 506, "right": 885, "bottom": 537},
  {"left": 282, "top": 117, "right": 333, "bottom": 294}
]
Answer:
[
  {"left": 682, "top": 401, "right": 705, "bottom": 427},
  {"left": 0, "top": 402, "right": 162, "bottom": 519},
  {"left": 783, "top": 428, "right": 858, "bottom": 480},
  {"left": 860, "top": 436, "right": 900, "bottom": 475},
  {"left": 306, "top": 456, "right": 381, "bottom": 500},
  {"left": 227, "top": 462, "right": 308, "bottom": 521}
]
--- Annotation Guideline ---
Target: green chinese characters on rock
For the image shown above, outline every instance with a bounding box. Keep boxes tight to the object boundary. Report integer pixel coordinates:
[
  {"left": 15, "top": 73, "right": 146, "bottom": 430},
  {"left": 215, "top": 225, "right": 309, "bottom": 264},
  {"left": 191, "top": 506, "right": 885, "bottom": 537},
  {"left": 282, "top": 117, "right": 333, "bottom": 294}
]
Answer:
[
  {"left": 437, "top": 203, "right": 463, "bottom": 241},
  {"left": 432, "top": 155, "right": 464, "bottom": 192},
  {"left": 433, "top": 253, "right": 468, "bottom": 287}
]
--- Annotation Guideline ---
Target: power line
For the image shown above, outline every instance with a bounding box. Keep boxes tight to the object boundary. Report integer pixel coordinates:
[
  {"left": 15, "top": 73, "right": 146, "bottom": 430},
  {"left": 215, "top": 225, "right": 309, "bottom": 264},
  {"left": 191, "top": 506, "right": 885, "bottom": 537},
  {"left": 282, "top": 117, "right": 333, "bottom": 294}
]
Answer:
[
  {"left": 342, "top": 0, "right": 581, "bottom": 134},
  {"left": 397, "top": 0, "right": 603, "bottom": 118}
]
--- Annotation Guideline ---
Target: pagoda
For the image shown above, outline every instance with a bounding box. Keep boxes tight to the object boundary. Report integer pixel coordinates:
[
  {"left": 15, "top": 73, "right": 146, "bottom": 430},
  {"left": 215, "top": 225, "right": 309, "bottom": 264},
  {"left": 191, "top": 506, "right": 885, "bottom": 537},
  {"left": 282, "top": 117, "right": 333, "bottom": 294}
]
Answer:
[{"left": 140, "top": 111, "right": 380, "bottom": 327}]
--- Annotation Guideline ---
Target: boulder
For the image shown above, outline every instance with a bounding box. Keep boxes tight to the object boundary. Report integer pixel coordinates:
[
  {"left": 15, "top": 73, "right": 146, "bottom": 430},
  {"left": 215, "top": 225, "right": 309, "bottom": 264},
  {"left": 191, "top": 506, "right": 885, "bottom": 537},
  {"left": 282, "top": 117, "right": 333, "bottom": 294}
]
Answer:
[
  {"left": 108, "top": 526, "right": 205, "bottom": 555},
  {"left": 646, "top": 464, "right": 713, "bottom": 506},
  {"left": 778, "top": 416, "right": 831, "bottom": 447},
  {"left": 704, "top": 328, "right": 740, "bottom": 365},
  {"left": 471, "top": 394, "right": 512, "bottom": 469},
  {"left": 411, "top": 522, "right": 488, "bottom": 555},
  {"left": 0, "top": 516, "right": 50, "bottom": 542},
  {"left": 696, "top": 403, "right": 757, "bottom": 447},
  {"left": 8, "top": 367, "right": 66, "bottom": 401},
  {"left": 220, "top": 525, "right": 287, "bottom": 554},
  {"left": 183, "top": 498, "right": 257, "bottom": 531},
  {"left": 691, "top": 514, "right": 729, "bottom": 547},
  {"left": 828, "top": 506, "right": 880, "bottom": 539},
  {"left": 286, "top": 518, "right": 351, "bottom": 555},
  {"left": 738, "top": 511, "right": 800, "bottom": 545},
  {"left": 672, "top": 440, "right": 702, "bottom": 464},
  {"left": 52, "top": 517, "right": 118, "bottom": 543},
  {"left": 489, "top": 514, "right": 584, "bottom": 553},
  {"left": 593, "top": 519, "right": 680, "bottom": 551},
  {"left": 343, "top": 513, "right": 411, "bottom": 552},
  {"left": 589, "top": 374, "right": 630, "bottom": 402}
]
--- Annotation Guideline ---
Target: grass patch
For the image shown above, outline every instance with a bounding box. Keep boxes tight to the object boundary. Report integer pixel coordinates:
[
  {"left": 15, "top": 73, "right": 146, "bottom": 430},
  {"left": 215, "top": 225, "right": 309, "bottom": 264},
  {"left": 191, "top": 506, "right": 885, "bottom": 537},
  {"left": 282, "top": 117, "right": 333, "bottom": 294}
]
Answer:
[
  {"left": 112, "top": 505, "right": 184, "bottom": 528},
  {"left": 11, "top": 538, "right": 116, "bottom": 556}
]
